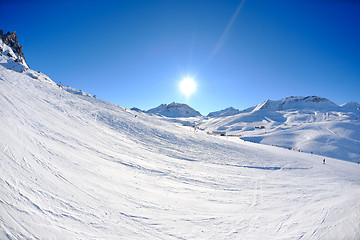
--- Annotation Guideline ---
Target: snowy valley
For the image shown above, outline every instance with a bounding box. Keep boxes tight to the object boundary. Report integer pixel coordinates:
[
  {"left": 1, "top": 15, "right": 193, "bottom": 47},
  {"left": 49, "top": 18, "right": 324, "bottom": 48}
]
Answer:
[{"left": 1, "top": 32, "right": 360, "bottom": 239}]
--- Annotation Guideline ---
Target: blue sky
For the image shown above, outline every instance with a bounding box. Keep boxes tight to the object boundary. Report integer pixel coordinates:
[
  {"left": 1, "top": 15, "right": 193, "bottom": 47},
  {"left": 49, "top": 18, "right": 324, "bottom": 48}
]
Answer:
[{"left": 2, "top": 0, "right": 360, "bottom": 115}]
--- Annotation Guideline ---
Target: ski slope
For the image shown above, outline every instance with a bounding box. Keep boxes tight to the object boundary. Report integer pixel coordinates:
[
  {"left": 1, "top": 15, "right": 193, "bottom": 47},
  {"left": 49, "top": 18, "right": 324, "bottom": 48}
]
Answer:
[{"left": 1, "top": 65, "right": 360, "bottom": 239}]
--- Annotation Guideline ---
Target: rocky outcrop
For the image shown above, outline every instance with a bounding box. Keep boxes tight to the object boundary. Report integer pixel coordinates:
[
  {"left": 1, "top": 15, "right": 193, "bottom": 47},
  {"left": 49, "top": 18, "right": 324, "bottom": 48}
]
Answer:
[{"left": 0, "top": 30, "right": 27, "bottom": 66}]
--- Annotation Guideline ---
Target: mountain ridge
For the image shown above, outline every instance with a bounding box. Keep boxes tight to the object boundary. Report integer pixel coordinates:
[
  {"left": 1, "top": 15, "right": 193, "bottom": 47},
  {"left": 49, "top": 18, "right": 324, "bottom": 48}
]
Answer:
[
  {"left": 146, "top": 102, "right": 202, "bottom": 118},
  {"left": 207, "top": 107, "right": 240, "bottom": 117},
  {"left": 252, "top": 96, "right": 339, "bottom": 112}
]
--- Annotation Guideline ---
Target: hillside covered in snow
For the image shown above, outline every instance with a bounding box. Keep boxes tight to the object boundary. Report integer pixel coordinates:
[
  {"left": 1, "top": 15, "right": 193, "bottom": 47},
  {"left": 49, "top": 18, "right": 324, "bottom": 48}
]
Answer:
[
  {"left": 1, "top": 32, "right": 360, "bottom": 239},
  {"left": 199, "top": 96, "right": 360, "bottom": 163}
]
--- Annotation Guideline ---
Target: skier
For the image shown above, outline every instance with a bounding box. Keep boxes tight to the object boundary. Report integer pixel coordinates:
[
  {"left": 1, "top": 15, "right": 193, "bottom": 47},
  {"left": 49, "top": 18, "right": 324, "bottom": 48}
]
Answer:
[{"left": 323, "top": 159, "right": 325, "bottom": 164}]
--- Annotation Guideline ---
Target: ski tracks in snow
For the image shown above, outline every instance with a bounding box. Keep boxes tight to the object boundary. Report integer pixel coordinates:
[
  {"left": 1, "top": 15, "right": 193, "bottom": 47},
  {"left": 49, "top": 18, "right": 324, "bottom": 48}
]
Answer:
[
  {"left": 246, "top": 177, "right": 263, "bottom": 234},
  {"left": 322, "top": 122, "right": 360, "bottom": 144}
]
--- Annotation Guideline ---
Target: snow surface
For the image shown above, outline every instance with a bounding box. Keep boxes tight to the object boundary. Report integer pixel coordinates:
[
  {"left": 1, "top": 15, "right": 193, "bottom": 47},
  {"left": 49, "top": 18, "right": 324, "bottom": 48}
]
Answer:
[{"left": 1, "top": 61, "right": 360, "bottom": 239}]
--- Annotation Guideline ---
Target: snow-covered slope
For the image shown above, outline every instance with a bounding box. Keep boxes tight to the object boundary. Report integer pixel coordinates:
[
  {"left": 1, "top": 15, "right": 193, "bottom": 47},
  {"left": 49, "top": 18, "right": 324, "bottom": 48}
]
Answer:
[
  {"left": 207, "top": 107, "right": 240, "bottom": 117},
  {"left": 1, "top": 34, "right": 360, "bottom": 239},
  {"left": 200, "top": 96, "right": 360, "bottom": 163},
  {"left": 146, "top": 102, "right": 202, "bottom": 118}
]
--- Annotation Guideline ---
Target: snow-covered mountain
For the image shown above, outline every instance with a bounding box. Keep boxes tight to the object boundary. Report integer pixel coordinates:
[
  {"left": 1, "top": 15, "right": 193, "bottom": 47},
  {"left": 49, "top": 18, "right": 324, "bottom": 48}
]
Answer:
[
  {"left": 207, "top": 107, "right": 240, "bottom": 117},
  {"left": 252, "top": 96, "right": 339, "bottom": 112},
  {"left": 1, "top": 31, "right": 360, "bottom": 239},
  {"left": 200, "top": 96, "right": 360, "bottom": 163},
  {"left": 146, "top": 102, "right": 202, "bottom": 118}
]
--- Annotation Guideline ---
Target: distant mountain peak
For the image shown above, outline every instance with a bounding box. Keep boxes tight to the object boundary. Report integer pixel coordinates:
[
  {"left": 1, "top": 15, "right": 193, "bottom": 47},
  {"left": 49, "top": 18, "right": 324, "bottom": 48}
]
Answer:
[
  {"left": 207, "top": 107, "right": 240, "bottom": 117},
  {"left": 341, "top": 102, "right": 360, "bottom": 110},
  {"left": 131, "top": 107, "right": 143, "bottom": 112},
  {"left": 146, "top": 102, "right": 202, "bottom": 118}
]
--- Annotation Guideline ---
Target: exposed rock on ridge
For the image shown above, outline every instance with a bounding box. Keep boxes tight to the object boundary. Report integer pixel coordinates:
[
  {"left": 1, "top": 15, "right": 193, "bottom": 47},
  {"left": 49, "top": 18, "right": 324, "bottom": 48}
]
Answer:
[{"left": 0, "top": 30, "right": 27, "bottom": 66}]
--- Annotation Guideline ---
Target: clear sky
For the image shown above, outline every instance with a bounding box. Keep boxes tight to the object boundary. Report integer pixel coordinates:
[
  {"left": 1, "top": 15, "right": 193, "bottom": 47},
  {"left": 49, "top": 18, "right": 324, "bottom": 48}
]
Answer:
[{"left": 2, "top": 0, "right": 360, "bottom": 115}]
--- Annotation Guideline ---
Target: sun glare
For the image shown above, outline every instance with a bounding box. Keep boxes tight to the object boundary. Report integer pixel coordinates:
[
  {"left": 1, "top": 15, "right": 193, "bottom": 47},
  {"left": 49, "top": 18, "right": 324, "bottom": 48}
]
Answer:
[{"left": 179, "top": 77, "right": 196, "bottom": 98}]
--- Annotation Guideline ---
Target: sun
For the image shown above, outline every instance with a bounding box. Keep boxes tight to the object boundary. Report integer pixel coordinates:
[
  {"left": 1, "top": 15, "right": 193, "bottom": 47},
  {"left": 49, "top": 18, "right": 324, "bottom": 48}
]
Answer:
[{"left": 179, "top": 77, "right": 196, "bottom": 98}]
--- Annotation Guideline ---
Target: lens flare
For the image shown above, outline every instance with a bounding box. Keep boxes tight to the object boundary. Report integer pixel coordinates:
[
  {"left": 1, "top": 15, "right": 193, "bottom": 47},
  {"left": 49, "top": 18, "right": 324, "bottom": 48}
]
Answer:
[{"left": 179, "top": 77, "right": 196, "bottom": 98}]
